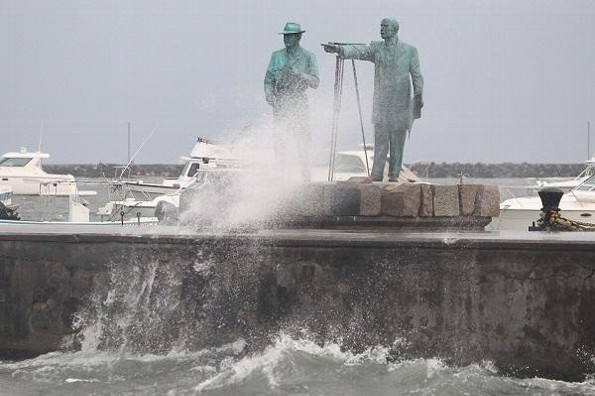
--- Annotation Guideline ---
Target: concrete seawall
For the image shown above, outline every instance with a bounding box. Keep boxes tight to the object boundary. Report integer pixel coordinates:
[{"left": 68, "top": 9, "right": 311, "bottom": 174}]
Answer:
[{"left": 1, "top": 227, "right": 594, "bottom": 381}]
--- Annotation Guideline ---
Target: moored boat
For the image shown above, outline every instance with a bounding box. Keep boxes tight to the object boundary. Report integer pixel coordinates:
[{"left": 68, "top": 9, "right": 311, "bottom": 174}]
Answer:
[
  {"left": 534, "top": 157, "right": 595, "bottom": 191},
  {"left": 97, "top": 137, "right": 241, "bottom": 221},
  {"left": 0, "top": 148, "right": 96, "bottom": 196},
  {"left": 490, "top": 173, "right": 595, "bottom": 231},
  {"left": 123, "top": 137, "right": 239, "bottom": 199}
]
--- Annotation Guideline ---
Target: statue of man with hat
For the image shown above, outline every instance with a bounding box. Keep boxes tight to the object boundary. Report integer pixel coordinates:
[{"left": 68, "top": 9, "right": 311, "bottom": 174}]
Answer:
[
  {"left": 323, "top": 18, "right": 424, "bottom": 182},
  {"left": 264, "top": 22, "right": 319, "bottom": 181}
]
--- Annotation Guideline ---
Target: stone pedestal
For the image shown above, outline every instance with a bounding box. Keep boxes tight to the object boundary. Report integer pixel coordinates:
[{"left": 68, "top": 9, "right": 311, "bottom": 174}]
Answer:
[{"left": 275, "top": 179, "right": 500, "bottom": 230}]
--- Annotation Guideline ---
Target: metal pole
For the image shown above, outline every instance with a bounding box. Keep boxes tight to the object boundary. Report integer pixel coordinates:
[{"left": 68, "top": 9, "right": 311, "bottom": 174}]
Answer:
[
  {"left": 351, "top": 59, "right": 370, "bottom": 176},
  {"left": 119, "top": 125, "right": 159, "bottom": 180},
  {"left": 328, "top": 56, "right": 345, "bottom": 181}
]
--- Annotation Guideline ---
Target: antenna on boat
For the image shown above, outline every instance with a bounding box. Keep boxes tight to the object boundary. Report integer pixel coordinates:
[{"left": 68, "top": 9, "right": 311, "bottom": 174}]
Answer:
[
  {"left": 118, "top": 125, "right": 159, "bottom": 180},
  {"left": 127, "top": 122, "right": 131, "bottom": 164},
  {"left": 588, "top": 121, "right": 591, "bottom": 160},
  {"left": 37, "top": 120, "right": 44, "bottom": 152}
]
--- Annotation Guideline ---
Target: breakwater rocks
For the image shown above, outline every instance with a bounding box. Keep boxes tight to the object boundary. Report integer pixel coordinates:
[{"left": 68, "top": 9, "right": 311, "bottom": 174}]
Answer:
[
  {"left": 408, "top": 162, "right": 587, "bottom": 179},
  {"left": 1, "top": 230, "right": 595, "bottom": 381},
  {"left": 44, "top": 163, "right": 184, "bottom": 178},
  {"left": 44, "top": 162, "right": 588, "bottom": 179}
]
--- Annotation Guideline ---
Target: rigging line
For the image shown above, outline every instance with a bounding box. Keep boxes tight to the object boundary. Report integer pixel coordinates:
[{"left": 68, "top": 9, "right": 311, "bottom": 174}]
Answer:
[
  {"left": 329, "top": 61, "right": 337, "bottom": 181},
  {"left": 119, "top": 125, "right": 159, "bottom": 180},
  {"left": 351, "top": 59, "right": 370, "bottom": 176},
  {"left": 334, "top": 59, "right": 345, "bottom": 179}
]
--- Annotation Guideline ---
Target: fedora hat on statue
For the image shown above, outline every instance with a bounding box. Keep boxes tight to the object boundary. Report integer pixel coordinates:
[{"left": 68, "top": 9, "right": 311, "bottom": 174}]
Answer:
[{"left": 279, "top": 22, "right": 305, "bottom": 35}]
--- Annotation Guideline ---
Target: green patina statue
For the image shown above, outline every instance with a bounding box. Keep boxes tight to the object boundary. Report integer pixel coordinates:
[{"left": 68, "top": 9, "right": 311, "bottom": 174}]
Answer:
[
  {"left": 265, "top": 22, "right": 319, "bottom": 181},
  {"left": 323, "top": 18, "right": 424, "bottom": 182}
]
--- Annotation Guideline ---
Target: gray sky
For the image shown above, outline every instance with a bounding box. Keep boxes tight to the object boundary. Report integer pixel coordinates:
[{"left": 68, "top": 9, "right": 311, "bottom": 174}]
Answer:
[{"left": 1, "top": 0, "right": 594, "bottom": 164}]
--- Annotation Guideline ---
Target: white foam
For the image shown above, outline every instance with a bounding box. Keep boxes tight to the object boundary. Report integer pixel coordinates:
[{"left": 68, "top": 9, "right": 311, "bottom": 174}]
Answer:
[{"left": 194, "top": 331, "right": 399, "bottom": 392}]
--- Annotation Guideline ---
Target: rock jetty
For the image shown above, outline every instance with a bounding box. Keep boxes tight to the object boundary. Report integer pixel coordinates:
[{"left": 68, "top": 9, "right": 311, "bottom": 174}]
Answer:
[{"left": 43, "top": 162, "right": 588, "bottom": 179}]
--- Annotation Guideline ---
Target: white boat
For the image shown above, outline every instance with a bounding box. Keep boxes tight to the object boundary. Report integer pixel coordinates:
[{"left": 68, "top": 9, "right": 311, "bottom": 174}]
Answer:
[
  {"left": 0, "top": 148, "right": 96, "bottom": 196},
  {"left": 0, "top": 193, "right": 158, "bottom": 227},
  {"left": 97, "top": 194, "right": 179, "bottom": 221},
  {"left": 314, "top": 147, "right": 421, "bottom": 183},
  {"left": 123, "top": 137, "right": 240, "bottom": 199},
  {"left": 96, "top": 137, "right": 238, "bottom": 221},
  {"left": 0, "top": 217, "right": 159, "bottom": 230},
  {"left": 534, "top": 157, "right": 595, "bottom": 191},
  {"left": 0, "top": 217, "right": 159, "bottom": 227},
  {"left": 490, "top": 173, "right": 595, "bottom": 231}
]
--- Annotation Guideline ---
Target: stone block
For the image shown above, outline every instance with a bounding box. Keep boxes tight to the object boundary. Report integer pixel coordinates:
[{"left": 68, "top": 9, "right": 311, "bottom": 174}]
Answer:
[
  {"left": 459, "top": 184, "right": 482, "bottom": 216},
  {"left": 476, "top": 185, "right": 500, "bottom": 217},
  {"left": 419, "top": 184, "right": 434, "bottom": 217},
  {"left": 331, "top": 186, "right": 361, "bottom": 216},
  {"left": 381, "top": 183, "right": 421, "bottom": 217},
  {"left": 358, "top": 184, "right": 382, "bottom": 216},
  {"left": 432, "top": 185, "right": 460, "bottom": 216},
  {"left": 297, "top": 182, "right": 333, "bottom": 217}
]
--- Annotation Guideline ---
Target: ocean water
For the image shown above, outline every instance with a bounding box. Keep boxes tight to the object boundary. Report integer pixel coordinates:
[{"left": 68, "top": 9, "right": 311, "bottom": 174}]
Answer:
[
  {"left": 2, "top": 334, "right": 594, "bottom": 396},
  {"left": 3, "top": 177, "right": 592, "bottom": 395}
]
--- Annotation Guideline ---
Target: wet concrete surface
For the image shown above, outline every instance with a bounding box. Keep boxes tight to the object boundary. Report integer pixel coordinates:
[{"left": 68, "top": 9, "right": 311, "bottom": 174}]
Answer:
[{"left": 0, "top": 223, "right": 593, "bottom": 250}]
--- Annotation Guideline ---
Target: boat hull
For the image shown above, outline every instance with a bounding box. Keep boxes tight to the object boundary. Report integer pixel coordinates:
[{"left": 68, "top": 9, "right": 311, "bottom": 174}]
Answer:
[
  {"left": 0, "top": 218, "right": 159, "bottom": 227},
  {"left": 123, "top": 181, "right": 181, "bottom": 199},
  {"left": 490, "top": 207, "right": 595, "bottom": 231}
]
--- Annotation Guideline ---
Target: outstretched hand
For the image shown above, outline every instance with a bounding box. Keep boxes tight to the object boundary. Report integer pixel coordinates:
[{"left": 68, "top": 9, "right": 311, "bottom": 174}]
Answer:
[{"left": 321, "top": 43, "right": 340, "bottom": 54}]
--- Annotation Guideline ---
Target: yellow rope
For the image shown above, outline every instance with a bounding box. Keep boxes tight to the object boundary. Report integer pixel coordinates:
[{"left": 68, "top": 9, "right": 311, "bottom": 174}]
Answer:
[{"left": 537, "top": 210, "right": 595, "bottom": 231}]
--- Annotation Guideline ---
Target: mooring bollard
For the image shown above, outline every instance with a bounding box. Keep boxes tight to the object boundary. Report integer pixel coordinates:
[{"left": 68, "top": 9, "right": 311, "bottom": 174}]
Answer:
[
  {"left": 538, "top": 187, "right": 564, "bottom": 212},
  {"left": 529, "top": 187, "right": 565, "bottom": 231}
]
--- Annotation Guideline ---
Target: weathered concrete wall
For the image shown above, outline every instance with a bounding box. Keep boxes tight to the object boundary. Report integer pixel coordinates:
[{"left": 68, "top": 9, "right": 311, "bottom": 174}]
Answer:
[{"left": 0, "top": 230, "right": 594, "bottom": 381}]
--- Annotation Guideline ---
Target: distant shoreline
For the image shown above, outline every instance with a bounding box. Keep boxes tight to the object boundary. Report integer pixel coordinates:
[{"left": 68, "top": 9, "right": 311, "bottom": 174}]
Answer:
[{"left": 44, "top": 162, "right": 589, "bottom": 179}]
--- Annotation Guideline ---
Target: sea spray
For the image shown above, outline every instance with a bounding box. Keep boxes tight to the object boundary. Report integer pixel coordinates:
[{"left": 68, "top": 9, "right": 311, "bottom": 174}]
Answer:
[
  {"left": 178, "top": 120, "right": 312, "bottom": 232},
  {"left": 69, "top": 236, "right": 416, "bottom": 364},
  {"left": 74, "top": 255, "right": 187, "bottom": 355},
  {"left": 71, "top": 237, "right": 277, "bottom": 357}
]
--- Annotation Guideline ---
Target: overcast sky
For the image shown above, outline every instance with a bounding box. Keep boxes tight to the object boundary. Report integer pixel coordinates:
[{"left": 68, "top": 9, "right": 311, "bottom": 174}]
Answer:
[{"left": 1, "top": 0, "right": 594, "bottom": 164}]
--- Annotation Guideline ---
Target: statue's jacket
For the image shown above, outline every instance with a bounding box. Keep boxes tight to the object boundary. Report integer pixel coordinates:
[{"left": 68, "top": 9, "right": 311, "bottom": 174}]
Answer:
[
  {"left": 341, "top": 38, "right": 423, "bottom": 130},
  {"left": 264, "top": 46, "right": 319, "bottom": 119}
]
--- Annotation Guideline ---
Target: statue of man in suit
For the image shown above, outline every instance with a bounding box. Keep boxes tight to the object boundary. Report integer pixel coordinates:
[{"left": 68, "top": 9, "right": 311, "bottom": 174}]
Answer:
[{"left": 323, "top": 18, "right": 424, "bottom": 182}]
